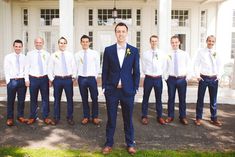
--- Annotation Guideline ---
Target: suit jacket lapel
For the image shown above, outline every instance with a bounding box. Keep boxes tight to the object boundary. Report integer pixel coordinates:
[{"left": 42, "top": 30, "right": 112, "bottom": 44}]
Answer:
[{"left": 122, "top": 44, "right": 129, "bottom": 68}]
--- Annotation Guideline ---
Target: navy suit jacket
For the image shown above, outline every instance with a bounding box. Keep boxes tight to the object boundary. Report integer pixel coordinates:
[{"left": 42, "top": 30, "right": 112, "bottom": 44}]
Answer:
[{"left": 102, "top": 43, "right": 140, "bottom": 96}]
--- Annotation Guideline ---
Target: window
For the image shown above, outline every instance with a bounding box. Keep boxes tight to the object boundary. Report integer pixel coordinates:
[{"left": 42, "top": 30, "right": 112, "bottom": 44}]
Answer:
[
  {"left": 89, "top": 31, "right": 93, "bottom": 49},
  {"left": 136, "top": 31, "right": 141, "bottom": 52},
  {"left": 88, "top": 9, "right": 93, "bottom": 26},
  {"left": 40, "top": 9, "right": 59, "bottom": 26},
  {"left": 171, "top": 10, "right": 189, "bottom": 27},
  {"left": 22, "top": 8, "right": 28, "bottom": 26},
  {"left": 200, "top": 10, "right": 207, "bottom": 47},
  {"left": 233, "top": 10, "right": 235, "bottom": 27},
  {"left": 155, "top": 10, "right": 158, "bottom": 25},
  {"left": 97, "top": 9, "right": 132, "bottom": 25},
  {"left": 23, "top": 31, "right": 29, "bottom": 54},
  {"left": 136, "top": 9, "right": 141, "bottom": 26},
  {"left": 231, "top": 32, "right": 235, "bottom": 59}
]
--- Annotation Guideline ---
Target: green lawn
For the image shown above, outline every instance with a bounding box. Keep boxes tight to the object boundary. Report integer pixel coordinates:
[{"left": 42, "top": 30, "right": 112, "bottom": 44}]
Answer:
[{"left": 0, "top": 147, "right": 234, "bottom": 157}]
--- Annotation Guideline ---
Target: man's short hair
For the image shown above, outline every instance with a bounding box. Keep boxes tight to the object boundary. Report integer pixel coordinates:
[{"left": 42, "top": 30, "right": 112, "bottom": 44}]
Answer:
[
  {"left": 115, "top": 22, "right": 128, "bottom": 32},
  {"left": 206, "top": 35, "right": 216, "bottom": 42},
  {"left": 150, "top": 35, "right": 158, "bottom": 42},
  {"left": 80, "top": 35, "right": 90, "bottom": 42},
  {"left": 13, "top": 39, "right": 23, "bottom": 46},
  {"left": 58, "top": 36, "right": 67, "bottom": 44},
  {"left": 171, "top": 35, "right": 180, "bottom": 42}
]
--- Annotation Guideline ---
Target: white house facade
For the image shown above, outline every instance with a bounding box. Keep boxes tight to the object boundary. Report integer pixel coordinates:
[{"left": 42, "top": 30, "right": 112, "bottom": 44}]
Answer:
[{"left": 0, "top": 0, "right": 235, "bottom": 87}]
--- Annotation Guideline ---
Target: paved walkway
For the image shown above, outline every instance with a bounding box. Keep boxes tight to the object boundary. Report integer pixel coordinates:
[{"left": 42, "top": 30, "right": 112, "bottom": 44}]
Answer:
[{"left": 0, "top": 102, "right": 234, "bottom": 151}]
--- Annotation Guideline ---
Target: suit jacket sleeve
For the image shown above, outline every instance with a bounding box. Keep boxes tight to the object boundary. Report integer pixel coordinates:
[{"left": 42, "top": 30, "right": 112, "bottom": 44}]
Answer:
[
  {"left": 133, "top": 48, "right": 140, "bottom": 91},
  {"left": 102, "top": 47, "right": 108, "bottom": 90}
]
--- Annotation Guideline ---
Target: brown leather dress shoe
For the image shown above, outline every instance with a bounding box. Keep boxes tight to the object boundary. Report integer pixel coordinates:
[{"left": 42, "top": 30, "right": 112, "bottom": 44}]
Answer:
[
  {"left": 180, "top": 118, "right": 188, "bottom": 125},
  {"left": 6, "top": 119, "right": 14, "bottom": 126},
  {"left": 210, "top": 120, "right": 222, "bottom": 127},
  {"left": 127, "top": 147, "right": 136, "bottom": 155},
  {"left": 44, "top": 118, "right": 55, "bottom": 125},
  {"left": 102, "top": 146, "right": 112, "bottom": 154},
  {"left": 17, "top": 117, "right": 28, "bottom": 123},
  {"left": 81, "top": 118, "right": 89, "bottom": 125},
  {"left": 92, "top": 118, "right": 101, "bottom": 125},
  {"left": 194, "top": 119, "right": 201, "bottom": 126},
  {"left": 157, "top": 117, "right": 166, "bottom": 125},
  {"left": 141, "top": 117, "right": 149, "bottom": 125},
  {"left": 27, "top": 118, "right": 36, "bottom": 125},
  {"left": 165, "top": 117, "right": 174, "bottom": 123}
]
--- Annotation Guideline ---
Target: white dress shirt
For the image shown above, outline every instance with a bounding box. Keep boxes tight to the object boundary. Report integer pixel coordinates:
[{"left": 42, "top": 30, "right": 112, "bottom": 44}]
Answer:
[
  {"left": 117, "top": 43, "right": 127, "bottom": 85},
  {"left": 25, "top": 49, "right": 50, "bottom": 82},
  {"left": 48, "top": 50, "right": 77, "bottom": 81},
  {"left": 166, "top": 49, "right": 192, "bottom": 80},
  {"left": 4, "top": 52, "right": 26, "bottom": 84},
  {"left": 75, "top": 48, "right": 100, "bottom": 77},
  {"left": 193, "top": 48, "right": 223, "bottom": 79},
  {"left": 141, "top": 48, "right": 167, "bottom": 77}
]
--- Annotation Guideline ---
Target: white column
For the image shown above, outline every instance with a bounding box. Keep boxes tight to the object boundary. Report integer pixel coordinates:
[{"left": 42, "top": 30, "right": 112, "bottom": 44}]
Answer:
[
  {"left": 0, "top": 0, "right": 12, "bottom": 79},
  {"left": 59, "top": 0, "right": 74, "bottom": 52},
  {"left": 158, "top": 0, "right": 172, "bottom": 53}
]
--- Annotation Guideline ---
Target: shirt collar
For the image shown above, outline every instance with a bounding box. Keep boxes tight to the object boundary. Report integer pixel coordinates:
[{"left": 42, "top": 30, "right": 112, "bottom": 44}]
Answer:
[{"left": 117, "top": 43, "right": 127, "bottom": 50}]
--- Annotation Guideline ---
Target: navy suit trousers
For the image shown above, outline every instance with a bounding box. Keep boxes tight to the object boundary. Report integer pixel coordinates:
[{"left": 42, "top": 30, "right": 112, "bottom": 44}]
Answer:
[
  {"left": 53, "top": 77, "right": 74, "bottom": 120},
  {"left": 196, "top": 75, "right": 218, "bottom": 121},
  {"left": 166, "top": 76, "right": 187, "bottom": 119},
  {"left": 78, "top": 76, "right": 98, "bottom": 119},
  {"left": 29, "top": 76, "right": 49, "bottom": 119},
  {"left": 7, "top": 78, "right": 27, "bottom": 119},
  {"left": 141, "top": 76, "right": 163, "bottom": 118},
  {"left": 104, "top": 88, "right": 135, "bottom": 147}
]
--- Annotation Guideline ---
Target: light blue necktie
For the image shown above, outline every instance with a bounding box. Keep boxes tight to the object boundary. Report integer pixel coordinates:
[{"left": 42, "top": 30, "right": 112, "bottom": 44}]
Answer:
[
  {"left": 16, "top": 55, "right": 20, "bottom": 76},
  {"left": 174, "top": 51, "right": 178, "bottom": 76},
  {"left": 83, "top": 51, "right": 87, "bottom": 75},
  {"left": 61, "top": 52, "right": 68, "bottom": 75},
  {"left": 38, "top": 51, "right": 43, "bottom": 75}
]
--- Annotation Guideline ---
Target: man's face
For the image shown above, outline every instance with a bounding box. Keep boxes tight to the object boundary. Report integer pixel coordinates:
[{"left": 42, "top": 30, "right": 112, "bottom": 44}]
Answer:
[
  {"left": 115, "top": 25, "right": 128, "bottom": 43},
  {"left": 34, "top": 38, "right": 44, "bottom": 50},
  {"left": 58, "top": 39, "right": 67, "bottom": 51},
  {"left": 81, "top": 38, "right": 90, "bottom": 50},
  {"left": 171, "top": 38, "right": 180, "bottom": 50},
  {"left": 14, "top": 43, "right": 23, "bottom": 54},
  {"left": 206, "top": 37, "right": 216, "bottom": 49},
  {"left": 150, "top": 37, "right": 158, "bottom": 50}
]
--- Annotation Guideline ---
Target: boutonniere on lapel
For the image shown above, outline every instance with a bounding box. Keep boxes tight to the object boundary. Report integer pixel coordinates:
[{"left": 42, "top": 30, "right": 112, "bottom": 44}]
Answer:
[
  {"left": 80, "top": 57, "right": 83, "bottom": 64},
  {"left": 168, "top": 54, "right": 172, "bottom": 60},
  {"left": 154, "top": 53, "right": 158, "bottom": 60},
  {"left": 54, "top": 52, "right": 59, "bottom": 59},
  {"left": 42, "top": 53, "right": 46, "bottom": 61},
  {"left": 212, "top": 52, "right": 216, "bottom": 58},
  {"left": 125, "top": 48, "right": 131, "bottom": 57}
]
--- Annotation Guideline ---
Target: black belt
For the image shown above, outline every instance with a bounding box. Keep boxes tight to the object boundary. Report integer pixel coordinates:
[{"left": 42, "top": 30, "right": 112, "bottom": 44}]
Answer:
[
  {"left": 10, "top": 78, "right": 24, "bottom": 80},
  {"left": 55, "top": 75, "right": 72, "bottom": 79},
  {"left": 145, "top": 75, "right": 162, "bottom": 79},
  {"left": 29, "top": 75, "right": 48, "bottom": 78},
  {"left": 200, "top": 74, "right": 217, "bottom": 79},
  {"left": 169, "top": 75, "right": 186, "bottom": 79}
]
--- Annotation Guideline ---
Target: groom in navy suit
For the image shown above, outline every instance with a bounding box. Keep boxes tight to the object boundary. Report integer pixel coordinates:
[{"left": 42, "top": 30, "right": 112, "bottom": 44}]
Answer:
[{"left": 102, "top": 22, "right": 140, "bottom": 155}]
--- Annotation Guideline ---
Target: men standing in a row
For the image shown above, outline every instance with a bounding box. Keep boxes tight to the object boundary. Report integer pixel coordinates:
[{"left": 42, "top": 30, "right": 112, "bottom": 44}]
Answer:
[
  {"left": 48, "top": 37, "right": 77, "bottom": 125},
  {"left": 75, "top": 35, "right": 100, "bottom": 125},
  {"left": 4, "top": 40, "right": 28, "bottom": 126},
  {"left": 102, "top": 22, "right": 140, "bottom": 155},
  {"left": 141, "top": 35, "right": 166, "bottom": 125},
  {"left": 25, "top": 37, "right": 54, "bottom": 125},
  {"left": 165, "top": 36, "right": 192, "bottom": 125},
  {"left": 194, "top": 35, "right": 223, "bottom": 127}
]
